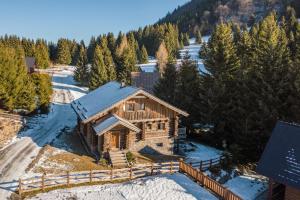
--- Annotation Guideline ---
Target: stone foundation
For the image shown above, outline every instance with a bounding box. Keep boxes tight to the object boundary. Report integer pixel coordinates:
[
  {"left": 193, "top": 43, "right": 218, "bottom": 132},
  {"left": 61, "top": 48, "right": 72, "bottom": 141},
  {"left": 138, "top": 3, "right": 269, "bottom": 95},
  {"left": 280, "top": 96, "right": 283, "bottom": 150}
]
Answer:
[{"left": 129, "top": 137, "right": 174, "bottom": 155}]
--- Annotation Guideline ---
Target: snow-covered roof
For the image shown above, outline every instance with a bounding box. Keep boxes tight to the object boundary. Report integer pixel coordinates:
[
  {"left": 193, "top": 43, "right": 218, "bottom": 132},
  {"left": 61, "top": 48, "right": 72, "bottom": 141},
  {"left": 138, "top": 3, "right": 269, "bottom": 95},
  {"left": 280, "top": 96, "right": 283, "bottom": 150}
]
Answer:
[
  {"left": 71, "top": 81, "right": 188, "bottom": 123},
  {"left": 257, "top": 121, "right": 300, "bottom": 189},
  {"left": 93, "top": 114, "right": 140, "bottom": 136},
  {"left": 71, "top": 81, "right": 139, "bottom": 121}
]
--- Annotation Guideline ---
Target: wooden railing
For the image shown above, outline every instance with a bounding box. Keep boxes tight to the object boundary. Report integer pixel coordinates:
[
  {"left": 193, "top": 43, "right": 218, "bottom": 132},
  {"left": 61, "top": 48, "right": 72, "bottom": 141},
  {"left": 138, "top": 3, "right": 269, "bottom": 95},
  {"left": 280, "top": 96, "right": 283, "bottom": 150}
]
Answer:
[
  {"left": 179, "top": 159, "right": 242, "bottom": 200},
  {"left": 18, "top": 162, "right": 179, "bottom": 197},
  {"left": 189, "top": 155, "right": 230, "bottom": 171}
]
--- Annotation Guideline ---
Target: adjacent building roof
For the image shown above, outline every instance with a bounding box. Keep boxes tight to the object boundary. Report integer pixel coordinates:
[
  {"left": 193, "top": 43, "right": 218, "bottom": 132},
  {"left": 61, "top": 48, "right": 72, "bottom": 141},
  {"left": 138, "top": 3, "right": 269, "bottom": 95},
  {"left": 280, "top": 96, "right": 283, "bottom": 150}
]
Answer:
[
  {"left": 25, "top": 57, "right": 36, "bottom": 72},
  {"left": 93, "top": 114, "right": 140, "bottom": 136},
  {"left": 71, "top": 81, "right": 188, "bottom": 123},
  {"left": 257, "top": 121, "right": 300, "bottom": 189},
  {"left": 131, "top": 71, "right": 160, "bottom": 93}
]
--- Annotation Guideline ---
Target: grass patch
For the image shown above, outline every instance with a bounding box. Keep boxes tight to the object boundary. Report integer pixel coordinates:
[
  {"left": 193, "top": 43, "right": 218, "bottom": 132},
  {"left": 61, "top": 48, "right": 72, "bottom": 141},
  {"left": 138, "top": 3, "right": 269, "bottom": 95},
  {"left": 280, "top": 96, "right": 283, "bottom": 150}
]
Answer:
[{"left": 18, "top": 178, "right": 130, "bottom": 199}]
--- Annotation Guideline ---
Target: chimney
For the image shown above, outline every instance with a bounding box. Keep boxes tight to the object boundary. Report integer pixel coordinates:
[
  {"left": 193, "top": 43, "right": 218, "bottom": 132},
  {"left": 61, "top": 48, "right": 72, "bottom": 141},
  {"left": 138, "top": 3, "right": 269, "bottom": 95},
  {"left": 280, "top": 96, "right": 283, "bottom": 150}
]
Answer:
[{"left": 120, "top": 81, "right": 126, "bottom": 88}]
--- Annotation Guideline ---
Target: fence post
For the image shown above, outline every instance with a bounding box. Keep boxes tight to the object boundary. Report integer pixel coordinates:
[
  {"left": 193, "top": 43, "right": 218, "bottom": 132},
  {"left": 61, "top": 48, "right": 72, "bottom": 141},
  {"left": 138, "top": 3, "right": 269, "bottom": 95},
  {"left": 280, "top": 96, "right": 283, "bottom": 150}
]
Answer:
[
  {"left": 151, "top": 162, "right": 154, "bottom": 175},
  {"left": 18, "top": 178, "right": 22, "bottom": 198},
  {"left": 178, "top": 158, "right": 183, "bottom": 172},
  {"left": 130, "top": 165, "right": 133, "bottom": 180},
  {"left": 110, "top": 166, "right": 113, "bottom": 181},
  {"left": 170, "top": 161, "right": 173, "bottom": 174},
  {"left": 89, "top": 170, "right": 93, "bottom": 183},
  {"left": 41, "top": 174, "right": 45, "bottom": 191},
  {"left": 67, "top": 171, "right": 70, "bottom": 187},
  {"left": 199, "top": 161, "right": 203, "bottom": 171}
]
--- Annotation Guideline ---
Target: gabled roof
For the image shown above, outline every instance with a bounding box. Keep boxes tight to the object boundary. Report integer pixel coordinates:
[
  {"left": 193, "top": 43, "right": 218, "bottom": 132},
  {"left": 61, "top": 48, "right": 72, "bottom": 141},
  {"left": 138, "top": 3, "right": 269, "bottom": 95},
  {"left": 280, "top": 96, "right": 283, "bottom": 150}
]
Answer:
[
  {"left": 257, "top": 121, "right": 300, "bottom": 189},
  {"left": 131, "top": 71, "right": 160, "bottom": 93},
  {"left": 93, "top": 114, "right": 140, "bottom": 136},
  {"left": 72, "top": 81, "right": 188, "bottom": 123}
]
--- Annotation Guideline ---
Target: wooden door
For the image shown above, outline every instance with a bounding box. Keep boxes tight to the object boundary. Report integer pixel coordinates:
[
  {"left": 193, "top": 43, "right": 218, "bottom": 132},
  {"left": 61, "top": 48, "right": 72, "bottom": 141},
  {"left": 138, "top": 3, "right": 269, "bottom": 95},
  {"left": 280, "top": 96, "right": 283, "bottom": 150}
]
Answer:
[{"left": 111, "top": 132, "right": 119, "bottom": 149}]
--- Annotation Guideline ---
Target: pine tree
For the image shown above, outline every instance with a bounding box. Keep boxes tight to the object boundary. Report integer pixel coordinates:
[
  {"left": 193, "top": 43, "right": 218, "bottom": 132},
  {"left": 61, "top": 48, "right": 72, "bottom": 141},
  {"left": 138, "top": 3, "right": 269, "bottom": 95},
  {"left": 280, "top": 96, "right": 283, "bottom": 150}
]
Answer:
[
  {"left": 31, "top": 73, "right": 53, "bottom": 113},
  {"left": 115, "top": 35, "right": 137, "bottom": 83},
  {"left": 176, "top": 52, "right": 202, "bottom": 129},
  {"left": 35, "top": 39, "right": 50, "bottom": 69},
  {"left": 87, "top": 36, "right": 96, "bottom": 64},
  {"left": 89, "top": 45, "right": 108, "bottom": 90},
  {"left": 56, "top": 39, "right": 71, "bottom": 65},
  {"left": 99, "top": 36, "right": 116, "bottom": 81},
  {"left": 199, "top": 22, "right": 240, "bottom": 146},
  {"left": 0, "top": 46, "right": 36, "bottom": 112},
  {"left": 22, "top": 38, "right": 35, "bottom": 57},
  {"left": 183, "top": 33, "right": 190, "bottom": 46},
  {"left": 155, "top": 41, "right": 169, "bottom": 74},
  {"left": 154, "top": 62, "right": 177, "bottom": 105},
  {"left": 139, "top": 45, "right": 148, "bottom": 64},
  {"left": 195, "top": 30, "right": 202, "bottom": 44},
  {"left": 74, "top": 42, "right": 88, "bottom": 84}
]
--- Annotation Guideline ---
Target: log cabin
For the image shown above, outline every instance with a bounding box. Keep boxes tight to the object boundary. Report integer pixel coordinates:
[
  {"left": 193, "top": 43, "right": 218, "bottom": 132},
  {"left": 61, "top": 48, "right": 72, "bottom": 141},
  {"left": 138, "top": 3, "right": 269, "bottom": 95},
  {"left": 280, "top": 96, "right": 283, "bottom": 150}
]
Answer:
[
  {"left": 71, "top": 81, "right": 188, "bottom": 165},
  {"left": 257, "top": 121, "right": 300, "bottom": 200}
]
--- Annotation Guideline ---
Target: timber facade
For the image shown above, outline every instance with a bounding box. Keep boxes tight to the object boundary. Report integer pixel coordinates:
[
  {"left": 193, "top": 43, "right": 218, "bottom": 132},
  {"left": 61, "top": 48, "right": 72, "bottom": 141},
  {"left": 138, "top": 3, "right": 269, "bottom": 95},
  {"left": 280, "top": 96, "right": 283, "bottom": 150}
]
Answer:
[{"left": 72, "top": 81, "right": 188, "bottom": 158}]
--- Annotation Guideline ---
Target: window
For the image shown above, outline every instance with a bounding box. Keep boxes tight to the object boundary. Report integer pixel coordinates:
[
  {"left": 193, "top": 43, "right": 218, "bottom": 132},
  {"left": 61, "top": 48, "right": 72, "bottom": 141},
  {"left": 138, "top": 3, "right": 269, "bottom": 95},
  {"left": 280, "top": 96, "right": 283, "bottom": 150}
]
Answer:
[
  {"left": 156, "top": 143, "right": 163, "bottom": 147},
  {"left": 157, "top": 122, "right": 165, "bottom": 130},
  {"left": 125, "top": 103, "right": 135, "bottom": 111},
  {"left": 147, "top": 123, "right": 152, "bottom": 131},
  {"left": 137, "top": 103, "right": 145, "bottom": 111}
]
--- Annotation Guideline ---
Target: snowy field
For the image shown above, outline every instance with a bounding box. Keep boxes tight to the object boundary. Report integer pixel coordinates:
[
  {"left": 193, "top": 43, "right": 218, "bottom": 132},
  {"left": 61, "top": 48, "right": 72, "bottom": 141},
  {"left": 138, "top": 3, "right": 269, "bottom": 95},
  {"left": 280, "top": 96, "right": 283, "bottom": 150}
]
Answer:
[
  {"left": 184, "top": 141, "right": 223, "bottom": 163},
  {"left": 28, "top": 173, "right": 218, "bottom": 200},
  {"left": 224, "top": 175, "right": 268, "bottom": 200}
]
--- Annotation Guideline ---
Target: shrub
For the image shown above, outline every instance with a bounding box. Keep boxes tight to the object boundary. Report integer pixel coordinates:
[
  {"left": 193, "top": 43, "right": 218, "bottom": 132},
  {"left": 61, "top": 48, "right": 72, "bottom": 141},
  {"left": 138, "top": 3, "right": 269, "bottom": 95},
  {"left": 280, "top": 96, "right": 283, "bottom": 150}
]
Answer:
[
  {"left": 99, "top": 158, "right": 108, "bottom": 166},
  {"left": 126, "top": 151, "right": 136, "bottom": 164}
]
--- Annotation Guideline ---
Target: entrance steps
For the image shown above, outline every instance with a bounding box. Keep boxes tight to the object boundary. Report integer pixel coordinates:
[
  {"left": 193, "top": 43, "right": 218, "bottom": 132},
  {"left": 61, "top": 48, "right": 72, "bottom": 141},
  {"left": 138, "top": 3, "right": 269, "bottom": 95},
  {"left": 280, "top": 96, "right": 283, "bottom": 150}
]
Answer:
[{"left": 109, "top": 150, "right": 128, "bottom": 168}]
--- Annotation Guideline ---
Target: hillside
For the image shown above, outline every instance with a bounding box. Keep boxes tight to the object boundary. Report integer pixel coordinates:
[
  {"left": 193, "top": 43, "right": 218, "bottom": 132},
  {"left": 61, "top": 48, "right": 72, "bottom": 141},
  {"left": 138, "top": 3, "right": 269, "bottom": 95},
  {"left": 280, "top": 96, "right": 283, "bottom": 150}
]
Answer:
[{"left": 158, "top": 0, "right": 300, "bottom": 35}]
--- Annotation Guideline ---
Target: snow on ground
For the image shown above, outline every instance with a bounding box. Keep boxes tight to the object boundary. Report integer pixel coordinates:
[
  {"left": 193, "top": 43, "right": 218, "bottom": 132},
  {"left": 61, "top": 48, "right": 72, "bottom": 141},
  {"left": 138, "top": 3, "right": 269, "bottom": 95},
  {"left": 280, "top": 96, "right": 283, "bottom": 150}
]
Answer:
[
  {"left": 28, "top": 173, "right": 218, "bottom": 200},
  {"left": 138, "top": 36, "right": 210, "bottom": 73},
  {"left": 184, "top": 141, "right": 223, "bottom": 163},
  {"left": 224, "top": 175, "right": 268, "bottom": 200}
]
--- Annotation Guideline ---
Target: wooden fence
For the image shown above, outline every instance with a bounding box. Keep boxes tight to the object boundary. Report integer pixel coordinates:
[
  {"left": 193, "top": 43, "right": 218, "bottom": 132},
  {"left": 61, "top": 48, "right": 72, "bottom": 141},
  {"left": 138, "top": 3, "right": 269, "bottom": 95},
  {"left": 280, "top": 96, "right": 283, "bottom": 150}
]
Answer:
[
  {"left": 189, "top": 155, "right": 231, "bottom": 171},
  {"left": 18, "top": 162, "right": 179, "bottom": 197},
  {"left": 179, "top": 159, "right": 242, "bottom": 200}
]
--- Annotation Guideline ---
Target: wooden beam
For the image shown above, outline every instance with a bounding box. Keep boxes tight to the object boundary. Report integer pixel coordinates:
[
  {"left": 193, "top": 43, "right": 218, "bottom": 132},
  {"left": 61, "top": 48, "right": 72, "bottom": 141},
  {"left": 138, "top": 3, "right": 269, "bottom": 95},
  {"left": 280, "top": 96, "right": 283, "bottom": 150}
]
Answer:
[{"left": 129, "top": 118, "right": 169, "bottom": 123}]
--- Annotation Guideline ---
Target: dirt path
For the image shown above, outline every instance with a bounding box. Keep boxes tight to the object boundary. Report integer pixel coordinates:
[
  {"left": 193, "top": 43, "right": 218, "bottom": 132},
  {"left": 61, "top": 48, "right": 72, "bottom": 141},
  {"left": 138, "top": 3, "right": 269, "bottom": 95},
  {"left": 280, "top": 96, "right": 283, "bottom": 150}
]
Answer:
[{"left": 0, "top": 67, "right": 86, "bottom": 199}]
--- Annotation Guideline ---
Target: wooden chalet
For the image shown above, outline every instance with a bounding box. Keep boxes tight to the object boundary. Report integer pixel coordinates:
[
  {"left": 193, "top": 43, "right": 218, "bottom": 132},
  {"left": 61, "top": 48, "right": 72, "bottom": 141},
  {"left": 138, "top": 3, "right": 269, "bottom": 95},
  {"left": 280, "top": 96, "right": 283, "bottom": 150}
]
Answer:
[
  {"left": 131, "top": 71, "right": 160, "bottom": 93},
  {"left": 257, "top": 121, "right": 300, "bottom": 200},
  {"left": 71, "top": 81, "right": 188, "bottom": 166}
]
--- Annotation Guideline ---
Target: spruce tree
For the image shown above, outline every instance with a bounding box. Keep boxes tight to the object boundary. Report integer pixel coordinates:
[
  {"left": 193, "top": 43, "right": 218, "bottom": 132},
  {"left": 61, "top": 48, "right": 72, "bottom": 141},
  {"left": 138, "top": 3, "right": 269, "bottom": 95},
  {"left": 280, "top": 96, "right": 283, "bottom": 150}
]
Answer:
[
  {"left": 74, "top": 42, "right": 88, "bottom": 84},
  {"left": 115, "top": 35, "right": 137, "bottom": 83},
  {"left": 176, "top": 52, "right": 202, "bottom": 129},
  {"left": 89, "top": 45, "right": 108, "bottom": 90},
  {"left": 183, "top": 33, "right": 190, "bottom": 46},
  {"left": 56, "top": 39, "right": 72, "bottom": 65},
  {"left": 35, "top": 39, "right": 50, "bottom": 69},
  {"left": 87, "top": 36, "right": 96, "bottom": 64},
  {"left": 195, "top": 30, "right": 202, "bottom": 44},
  {"left": 154, "top": 62, "right": 177, "bottom": 105},
  {"left": 99, "top": 36, "right": 116, "bottom": 81},
  {"left": 139, "top": 45, "right": 148, "bottom": 64}
]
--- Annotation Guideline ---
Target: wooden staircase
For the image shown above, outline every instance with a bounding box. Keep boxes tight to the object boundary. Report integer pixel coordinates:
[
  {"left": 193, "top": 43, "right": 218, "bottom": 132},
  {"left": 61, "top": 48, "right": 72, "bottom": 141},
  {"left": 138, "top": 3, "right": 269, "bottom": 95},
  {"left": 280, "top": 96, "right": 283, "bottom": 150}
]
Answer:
[{"left": 109, "top": 150, "right": 128, "bottom": 168}]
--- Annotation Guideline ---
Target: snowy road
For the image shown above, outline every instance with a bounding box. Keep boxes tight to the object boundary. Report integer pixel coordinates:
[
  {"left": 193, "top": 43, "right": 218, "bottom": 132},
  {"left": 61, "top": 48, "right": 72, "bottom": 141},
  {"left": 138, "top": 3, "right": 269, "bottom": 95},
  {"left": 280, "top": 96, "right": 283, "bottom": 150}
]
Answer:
[{"left": 0, "top": 67, "right": 87, "bottom": 199}]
